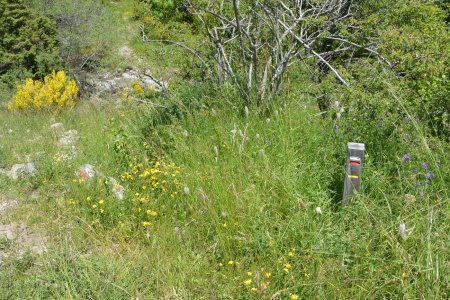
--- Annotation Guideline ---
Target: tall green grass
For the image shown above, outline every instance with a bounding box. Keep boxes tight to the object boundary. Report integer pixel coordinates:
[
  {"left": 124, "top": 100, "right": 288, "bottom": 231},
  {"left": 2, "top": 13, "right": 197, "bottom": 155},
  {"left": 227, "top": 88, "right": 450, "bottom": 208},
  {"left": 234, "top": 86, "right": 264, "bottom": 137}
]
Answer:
[{"left": 0, "top": 93, "right": 447, "bottom": 298}]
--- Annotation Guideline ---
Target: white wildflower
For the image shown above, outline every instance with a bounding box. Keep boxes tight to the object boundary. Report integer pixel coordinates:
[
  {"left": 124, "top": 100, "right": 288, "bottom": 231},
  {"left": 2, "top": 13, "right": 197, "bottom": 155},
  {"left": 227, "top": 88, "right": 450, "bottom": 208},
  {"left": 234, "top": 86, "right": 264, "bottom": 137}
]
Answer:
[
  {"left": 183, "top": 186, "right": 190, "bottom": 194},
  {"left": 244, "top": 106, "right": 249, "bottom": 117},
  {"left": 399, "top": 223, "right": 407, "bottom": 240},
  {"left": 315, "top": 207, "right": 322, "bottom": 215}
]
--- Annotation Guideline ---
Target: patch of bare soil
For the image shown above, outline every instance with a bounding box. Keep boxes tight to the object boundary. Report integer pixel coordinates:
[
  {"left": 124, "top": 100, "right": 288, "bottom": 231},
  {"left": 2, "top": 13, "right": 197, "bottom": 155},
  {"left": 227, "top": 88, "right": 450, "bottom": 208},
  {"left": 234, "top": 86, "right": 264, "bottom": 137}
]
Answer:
[{"left": 0, "top": 197, "right": 48, "bottom": 263}]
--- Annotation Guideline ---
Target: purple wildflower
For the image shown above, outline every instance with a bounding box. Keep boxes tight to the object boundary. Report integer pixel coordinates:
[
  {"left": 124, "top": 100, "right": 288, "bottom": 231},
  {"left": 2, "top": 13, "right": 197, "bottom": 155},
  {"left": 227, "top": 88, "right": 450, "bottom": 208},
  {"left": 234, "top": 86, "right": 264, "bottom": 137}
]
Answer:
[
  {"left": 415, "top": 181, "right": 421, "bottom": 186},
  {"left": 403, "top": 154, "right": 410, "bottom": 162},
  {"left": 425, "top": 172, "right": 435, "bottom": 184},
  {"left": 334, "top": 124, "right": 339, "bottom": 132},
  {"left": 421, "top": 162, "right": 428, "bottom": 170},
  {"left": 403, "top": 116, "right": 408, "bottom": 123}
]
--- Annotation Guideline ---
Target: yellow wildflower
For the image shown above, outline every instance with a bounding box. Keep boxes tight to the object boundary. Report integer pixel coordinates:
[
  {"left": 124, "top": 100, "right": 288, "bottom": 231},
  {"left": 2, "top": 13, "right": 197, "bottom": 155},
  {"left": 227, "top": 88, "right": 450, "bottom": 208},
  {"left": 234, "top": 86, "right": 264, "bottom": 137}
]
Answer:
[
  {"left": 291, "top": 294, "right": 299, "bottom": 300},
  {"left": 244, "top": 279, "right": 252, "bottom": 286}
]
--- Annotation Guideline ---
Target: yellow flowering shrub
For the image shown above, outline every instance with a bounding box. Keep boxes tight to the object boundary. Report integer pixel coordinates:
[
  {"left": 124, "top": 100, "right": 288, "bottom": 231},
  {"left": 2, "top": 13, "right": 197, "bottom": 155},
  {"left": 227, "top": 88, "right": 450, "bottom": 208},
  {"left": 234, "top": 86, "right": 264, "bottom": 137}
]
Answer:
[{"left": 8, "top": 70, "right": 79, "bottom": 111}]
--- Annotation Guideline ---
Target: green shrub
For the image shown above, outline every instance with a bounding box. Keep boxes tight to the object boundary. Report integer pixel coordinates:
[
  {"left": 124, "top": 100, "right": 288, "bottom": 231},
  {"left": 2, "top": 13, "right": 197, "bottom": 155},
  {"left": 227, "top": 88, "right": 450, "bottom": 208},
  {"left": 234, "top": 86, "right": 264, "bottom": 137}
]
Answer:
[
  {"left": 0, "top": 0, "right": 61, "bottom": 84},
  {"left": 315, "top": 0, "right": 449, "bottom": 139}
]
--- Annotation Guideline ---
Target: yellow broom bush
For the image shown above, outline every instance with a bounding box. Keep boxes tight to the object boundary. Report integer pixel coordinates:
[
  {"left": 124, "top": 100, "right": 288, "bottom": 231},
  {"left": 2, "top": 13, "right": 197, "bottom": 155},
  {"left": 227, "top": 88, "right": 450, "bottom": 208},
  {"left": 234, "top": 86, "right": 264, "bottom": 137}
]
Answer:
[{"left": 8, "top": 70, "right": 79, "bottom": 111}]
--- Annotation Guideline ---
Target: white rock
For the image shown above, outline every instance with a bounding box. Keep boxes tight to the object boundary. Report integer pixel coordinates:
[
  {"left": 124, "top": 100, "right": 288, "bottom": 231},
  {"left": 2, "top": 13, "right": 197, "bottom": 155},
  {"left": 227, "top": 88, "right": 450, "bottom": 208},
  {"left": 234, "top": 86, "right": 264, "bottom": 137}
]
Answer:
[{"left": 10, "top": 163, "right": 36, "bottom": 180}]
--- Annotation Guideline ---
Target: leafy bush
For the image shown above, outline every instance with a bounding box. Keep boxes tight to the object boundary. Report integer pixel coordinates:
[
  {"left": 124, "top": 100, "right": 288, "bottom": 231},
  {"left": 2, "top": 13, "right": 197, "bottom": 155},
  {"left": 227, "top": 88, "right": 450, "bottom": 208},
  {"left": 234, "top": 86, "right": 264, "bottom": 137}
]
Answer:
[
  {"left": 8, "top": 70, "right": 78, "bottom": 111},
  {"left": 315, "top": 0, "right": 449, "bottom": 139},
  {"left": 29, "top": 0, "right": 118, "bottom": 74},
  {"left": 0, "top": 0, "right": 61, "bottom": 84}
]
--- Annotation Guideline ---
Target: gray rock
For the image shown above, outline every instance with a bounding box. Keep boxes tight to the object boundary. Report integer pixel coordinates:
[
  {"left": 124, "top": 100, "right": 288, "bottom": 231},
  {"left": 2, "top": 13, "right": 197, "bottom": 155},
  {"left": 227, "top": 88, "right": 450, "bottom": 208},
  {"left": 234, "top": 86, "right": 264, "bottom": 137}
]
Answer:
[
  {"left": 10, "top": 163, "right": 36, "bottom": 180},
  {"left": 88, "top": 69, "right": 167, "bottom": 94}
]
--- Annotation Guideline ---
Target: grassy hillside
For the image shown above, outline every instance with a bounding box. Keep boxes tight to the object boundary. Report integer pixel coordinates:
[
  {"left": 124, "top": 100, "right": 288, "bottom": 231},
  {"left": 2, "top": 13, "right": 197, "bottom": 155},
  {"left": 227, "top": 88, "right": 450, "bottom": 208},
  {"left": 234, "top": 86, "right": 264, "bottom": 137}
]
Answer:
[
  {"left": 0, "top": 94, "right": 448, "bottom": 298},
  {"left": 0, "top": 0, "right": 448, "bottom": 299}
]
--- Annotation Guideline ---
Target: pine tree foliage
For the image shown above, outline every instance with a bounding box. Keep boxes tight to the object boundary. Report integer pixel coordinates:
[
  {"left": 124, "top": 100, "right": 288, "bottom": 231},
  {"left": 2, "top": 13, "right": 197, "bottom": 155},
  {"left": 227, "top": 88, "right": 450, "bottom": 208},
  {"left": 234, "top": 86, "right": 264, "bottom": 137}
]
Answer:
[{"left": 0, "top": 0, "right": 60, "bottom": 82}]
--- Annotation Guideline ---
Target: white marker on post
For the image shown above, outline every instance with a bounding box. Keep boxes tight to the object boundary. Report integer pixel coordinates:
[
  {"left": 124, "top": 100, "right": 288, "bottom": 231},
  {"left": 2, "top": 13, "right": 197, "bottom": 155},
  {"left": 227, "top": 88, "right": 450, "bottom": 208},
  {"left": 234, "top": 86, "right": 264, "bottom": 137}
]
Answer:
[{"left": 343, "top": 142, "right": 365, "bottom": 205}]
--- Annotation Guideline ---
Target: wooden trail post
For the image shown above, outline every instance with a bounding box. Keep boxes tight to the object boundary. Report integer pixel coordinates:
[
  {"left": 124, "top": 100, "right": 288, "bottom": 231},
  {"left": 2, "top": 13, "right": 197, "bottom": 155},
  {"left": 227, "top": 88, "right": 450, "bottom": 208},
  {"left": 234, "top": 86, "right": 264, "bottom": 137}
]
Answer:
[{"left": 343, "top": 142, "right": 365, "bottom": 205}]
